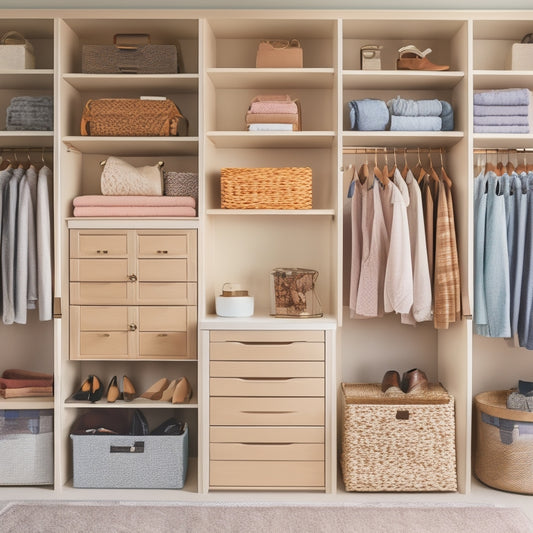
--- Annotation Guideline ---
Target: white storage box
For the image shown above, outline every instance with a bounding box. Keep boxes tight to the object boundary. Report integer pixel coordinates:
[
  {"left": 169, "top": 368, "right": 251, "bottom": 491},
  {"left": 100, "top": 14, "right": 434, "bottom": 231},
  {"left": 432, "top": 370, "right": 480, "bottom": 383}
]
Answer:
[
  {"left": 71, "top": 424, "right": 188, "bottom": 489},
  {"left": 0, "top": 409, "right": 53, "bottom": 485},
  {"left": 0, "top": 31, "right": 35, "bottom": 69},
  {"left": 507, "top": 43, "right": 533, "bottom": 70}
]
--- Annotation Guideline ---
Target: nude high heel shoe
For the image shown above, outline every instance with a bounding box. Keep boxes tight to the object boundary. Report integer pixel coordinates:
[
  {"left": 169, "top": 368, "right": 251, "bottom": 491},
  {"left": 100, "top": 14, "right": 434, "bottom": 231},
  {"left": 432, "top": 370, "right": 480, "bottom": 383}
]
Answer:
[
  {"left": 172, "top": 377, "right": 192, "bottom": 404},
  {"left": 106, "top": 376, "right": 120, "bottom": 403},
  {"left": 122, "top": 375, "right": 136, "bottom": 402},
  {"left": 140, "top": 377, "right": 169, "bottom": 400},
  {"left": 159, "top": 379, "right": 177, "bottom": 402}
]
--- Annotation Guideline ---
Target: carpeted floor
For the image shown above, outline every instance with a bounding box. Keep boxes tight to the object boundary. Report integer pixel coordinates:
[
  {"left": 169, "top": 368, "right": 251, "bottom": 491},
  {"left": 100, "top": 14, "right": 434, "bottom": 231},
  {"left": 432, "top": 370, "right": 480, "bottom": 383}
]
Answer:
[{"left": 0, "top": 502, "right": 531, "bottom": 533}]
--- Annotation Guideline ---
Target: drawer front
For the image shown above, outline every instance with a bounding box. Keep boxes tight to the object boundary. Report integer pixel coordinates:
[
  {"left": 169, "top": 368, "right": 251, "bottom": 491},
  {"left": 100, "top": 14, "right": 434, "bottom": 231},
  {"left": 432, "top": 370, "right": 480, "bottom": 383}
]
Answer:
[
  {"left": 137, "top": 232, "right": 192, "bottom": 258},
  {"left": 70, "top": 282, "right": 133, "bottom": 305},
  {"left": 138, "top": 259, "right": 188, "bottom": 282},
  {"left": 70, "top": 231, "right": 128, "bottom": 258},
  {"left": 210, "top": 442, "right": 324, "bottom": 461},
  {"left": 78, "top": 306, "right": 129, "bottom": 330},
  {"left": 139, "top": 332, "right": 189, "bottom": 358},
  {"left": 210, "top": 377, "right": 323, "bottom": 397},
  {"left": 70, "top": 259, "right": 129, "bottom": 282},
  {"left": 210, "top": 361, "right": 324, "bottom": 378},
  {"left": 210, "top": 397, "right": 324, "bottom": 426},
  {"left": 210, "top": 426, "right": 324, "bottom": 444},
  {"left": 139, "top": 306, "right": 187, "bottom": 331},
  {"left": 210, "top": 330, "right": 324, "bottom": 343},
  {"left": 80, "top": 331, "right": 129, "bottom": 358},
  {"left": 210, "top": 341, "right": 324, "bottom": 361},
  {"left": 209, "top": 460, "right": 324, "bottom": 488},
  {"left": 138, "top": 282, "right": 197, "bottom": 305}
]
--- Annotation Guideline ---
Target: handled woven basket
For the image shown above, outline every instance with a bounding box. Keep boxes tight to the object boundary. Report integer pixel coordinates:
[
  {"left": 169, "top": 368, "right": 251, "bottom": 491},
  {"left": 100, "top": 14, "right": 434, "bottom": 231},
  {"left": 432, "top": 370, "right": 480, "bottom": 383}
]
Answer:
[{"left": 220, "top": 167, "right": 312, "bottom": 209}]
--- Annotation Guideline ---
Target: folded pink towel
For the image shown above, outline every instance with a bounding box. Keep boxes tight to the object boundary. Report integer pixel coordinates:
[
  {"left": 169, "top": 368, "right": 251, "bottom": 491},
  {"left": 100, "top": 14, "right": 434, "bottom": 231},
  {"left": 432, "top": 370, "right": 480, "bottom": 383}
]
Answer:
[
  {"left": 249, "top": 101, "right": 298, "bottom": 114},
  {"left": 73, "top": 206, "right": 196, "bottom": 217},
  {"left": 73, "top": 195, "right": 195, "bottom": 207}
]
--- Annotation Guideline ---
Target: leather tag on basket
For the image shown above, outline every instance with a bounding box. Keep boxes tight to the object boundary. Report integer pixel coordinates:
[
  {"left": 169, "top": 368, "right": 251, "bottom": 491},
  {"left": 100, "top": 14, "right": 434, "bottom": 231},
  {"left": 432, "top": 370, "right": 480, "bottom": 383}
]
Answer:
[
  {"left": 80, "top": 98, "right": 188, "bottom": 137},
  {"left": 256, "top": 39, "right": 303, "bottom": 68}
]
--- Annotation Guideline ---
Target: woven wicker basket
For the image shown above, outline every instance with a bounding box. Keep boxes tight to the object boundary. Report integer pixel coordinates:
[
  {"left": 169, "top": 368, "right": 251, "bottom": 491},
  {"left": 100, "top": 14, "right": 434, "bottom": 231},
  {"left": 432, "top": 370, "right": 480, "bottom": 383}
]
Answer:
[
  {"left": 220, "top": 167, "right": 312, "bottom": 209},
  {"left": 474, "top": 390, "right": 533, "bottom": 494},
  {"left": 341, "top": 383, "right": 457, "bottom": 492}
]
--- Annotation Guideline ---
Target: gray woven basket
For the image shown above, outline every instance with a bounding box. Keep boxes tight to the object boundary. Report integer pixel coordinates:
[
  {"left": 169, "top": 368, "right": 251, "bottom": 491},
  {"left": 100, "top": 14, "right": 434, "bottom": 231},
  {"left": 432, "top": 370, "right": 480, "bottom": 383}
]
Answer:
[
  {"left": 163, "top": 171, "right": 198, "bottom": 202},
  {"left": 341, "top": 383, "right": 457, "bottom": 492}
]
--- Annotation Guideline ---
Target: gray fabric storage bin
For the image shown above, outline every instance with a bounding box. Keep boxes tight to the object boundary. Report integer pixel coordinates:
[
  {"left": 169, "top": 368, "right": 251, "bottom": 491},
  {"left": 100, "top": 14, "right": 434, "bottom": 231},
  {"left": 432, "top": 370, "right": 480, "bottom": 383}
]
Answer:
[
  {"left": 71, "top": 424, "right": 188, "bottom": 489},
  {"left": 0, "top": 409, "right": 53, "bottom": 485}
]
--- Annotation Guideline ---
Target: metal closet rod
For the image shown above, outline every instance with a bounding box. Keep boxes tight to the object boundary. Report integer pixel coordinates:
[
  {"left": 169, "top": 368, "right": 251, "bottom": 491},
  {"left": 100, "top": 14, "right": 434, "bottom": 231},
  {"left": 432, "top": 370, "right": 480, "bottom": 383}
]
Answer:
[
  {"left": 1, "top": 146, "right": 53, "bottom": 153},
  {"left": 343, "top": 146, "right": 448, "bottom": 154},
  {"left": 473, "top": 148, "right": 533, "bottom": 154}
]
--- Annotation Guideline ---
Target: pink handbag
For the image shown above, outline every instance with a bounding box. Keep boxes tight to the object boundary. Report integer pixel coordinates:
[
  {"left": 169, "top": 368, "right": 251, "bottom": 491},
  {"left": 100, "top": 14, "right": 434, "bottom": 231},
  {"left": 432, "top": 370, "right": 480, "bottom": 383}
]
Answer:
[{"left": 256, "top": 39, "right": 303, "bottom": 68}]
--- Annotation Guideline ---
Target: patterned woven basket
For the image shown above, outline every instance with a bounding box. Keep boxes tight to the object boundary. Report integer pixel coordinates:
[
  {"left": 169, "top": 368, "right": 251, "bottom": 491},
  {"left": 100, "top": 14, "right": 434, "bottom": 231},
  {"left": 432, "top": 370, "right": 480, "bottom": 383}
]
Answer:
[
  {"left": 341, "top": 383, "right": 457, "bottom": 492},
  {"left": 220, "top": 167, "right": 312, "bottom": 209},
  {"left": 163, "top": 171, "right": 198, "bottom": 201}
]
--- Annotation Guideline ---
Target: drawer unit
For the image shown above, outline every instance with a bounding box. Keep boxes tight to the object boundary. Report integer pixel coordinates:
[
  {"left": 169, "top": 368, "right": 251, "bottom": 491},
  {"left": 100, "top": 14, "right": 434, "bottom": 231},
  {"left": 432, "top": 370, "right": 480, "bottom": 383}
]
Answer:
[
  {"left": 209, "top": 329, "right": 326, "bottom": 491},
  {"left": 69, "top": 229, "right": 197, "bottom": 361}
]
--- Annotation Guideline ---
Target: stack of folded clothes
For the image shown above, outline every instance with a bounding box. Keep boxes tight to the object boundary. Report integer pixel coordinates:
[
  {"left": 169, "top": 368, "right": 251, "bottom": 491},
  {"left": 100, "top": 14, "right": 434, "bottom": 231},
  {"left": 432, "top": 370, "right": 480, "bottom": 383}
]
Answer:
[
  {"left": 245, "top": 94, "right": 301, "bottom": 131},
  {"left": 72, "top": 195, "right": 196, "bottom": 217},
  {"left": 0, "top": 368, "right": 53, "bottom": 398},
  {"left": 387, "top": 96, "right": 454, "bottom": 131},
  {"left": 349, "top": 98, "right": 390, "bottom": 131},
  {"left": 473, "top": 88, "right": 531, "bottom": 134}
]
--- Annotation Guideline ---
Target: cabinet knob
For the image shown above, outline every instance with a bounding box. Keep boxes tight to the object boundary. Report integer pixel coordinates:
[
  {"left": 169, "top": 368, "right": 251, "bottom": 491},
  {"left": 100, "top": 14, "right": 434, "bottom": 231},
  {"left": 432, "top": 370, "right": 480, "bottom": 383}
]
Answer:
[
  {"left": 129, "top": 323, "right": 137, "bottom": 331},
  {"left": 128, "top": 274, "right": 137, "bottom": 282},
  {"left": 157, "top": 250, "right": 168, "bottom": 254},
  {"left": 97, "top": 250, "right": 109, "bottom": 254}
]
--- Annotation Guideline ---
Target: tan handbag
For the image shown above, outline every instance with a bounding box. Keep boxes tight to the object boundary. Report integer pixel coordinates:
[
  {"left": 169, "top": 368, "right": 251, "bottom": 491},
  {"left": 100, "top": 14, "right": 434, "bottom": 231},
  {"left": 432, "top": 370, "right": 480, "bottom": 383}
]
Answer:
[
  {"left": 100, "top": 156, "right": 163, "bottom": 196},
  {"left": 81, "top": 98, "right": 188, "bottom": 137},
  {"left": 256, "top": 39, "right": 303, "bottom": 68}
]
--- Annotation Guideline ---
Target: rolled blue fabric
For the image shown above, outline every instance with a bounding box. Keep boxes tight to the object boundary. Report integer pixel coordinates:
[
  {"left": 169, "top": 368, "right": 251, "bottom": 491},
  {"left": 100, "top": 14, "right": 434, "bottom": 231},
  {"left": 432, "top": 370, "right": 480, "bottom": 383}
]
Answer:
[
  {"left": 474, "top": 104, "right": 529, "bottom": 116},
  {"left": 348, "top": 99, "right": 389, "bottom": 131},
  {"left": 474, "top": 125, "right": 529, "bottom": 133},
  {"left": 390, "top": 115, "right": 441, "bottom": 131},
  {"left": 474, "top": 115, "right": 529, "bottom": 126},
  {"left": 387, "top": 96, "right": 442, "bottom": 117},
  {"left": 440, "top": 100, "right": 454, "bottom": 131},
  {"left": 473, "top": 88, "right": 530, "bottom": 106}
]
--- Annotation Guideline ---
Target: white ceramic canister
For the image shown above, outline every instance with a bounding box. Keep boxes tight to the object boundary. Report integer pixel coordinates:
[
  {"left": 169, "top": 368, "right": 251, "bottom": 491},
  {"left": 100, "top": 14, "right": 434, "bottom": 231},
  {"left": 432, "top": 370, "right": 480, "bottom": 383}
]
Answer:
[{"left": 215, "top": 283, "right": 254, "bottom": 317}]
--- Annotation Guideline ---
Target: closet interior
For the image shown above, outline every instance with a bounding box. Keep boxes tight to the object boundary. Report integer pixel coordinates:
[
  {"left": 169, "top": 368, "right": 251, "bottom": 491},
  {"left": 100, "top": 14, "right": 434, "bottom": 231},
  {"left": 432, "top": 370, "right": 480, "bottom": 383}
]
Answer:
[{"left": 1, "top": 8, "right": 533, "bottom": 507}]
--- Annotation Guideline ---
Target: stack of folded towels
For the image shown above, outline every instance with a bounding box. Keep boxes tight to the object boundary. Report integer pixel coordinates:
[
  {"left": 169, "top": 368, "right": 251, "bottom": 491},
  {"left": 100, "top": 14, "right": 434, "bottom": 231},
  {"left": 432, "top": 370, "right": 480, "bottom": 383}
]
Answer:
[
  {"left": 245, "top": 94, "right": 301, "bottom": 131},
  {"left": 73, "top": 195, "right": 196, "bottom": 217},
  {"left": 348, "top": 96, "right": 453, "bottom": 131},
  {"left": 0, "top": 368, "right": 53, "bottom": 398},
  {"left": 473, "top": 88, "right": 531, "bottom": 134}
]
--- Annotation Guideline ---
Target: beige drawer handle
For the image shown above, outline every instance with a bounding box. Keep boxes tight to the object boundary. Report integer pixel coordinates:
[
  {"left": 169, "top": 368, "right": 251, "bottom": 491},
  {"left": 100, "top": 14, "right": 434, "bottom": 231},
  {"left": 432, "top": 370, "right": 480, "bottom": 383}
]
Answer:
[
  {"left": 129, "top": 323, "right": 137, "bottom": 331},
  {"left": 96, "top": 249, "right": 109, "bottom": 254},
  {"left": 237, "top": 341, "right": 293, "bottom": 346},
  {"left": 241, "top": 410, "right": 296, "bottom": 415},
  {"left": 240, "top": 442, "right": 294, "bottom": 446},
  {"left": 157, "top": 250, "right": 169, "bottom": 254},
  {"left": 101, "top": 333, "right": 110, "bottom": 337},
  {"left": 128, "top": 274, "right": 138, "bottom": 282},
  {"left": 158, "top": 333, "right": 168, "bottom": 337},
  {"left": 238, "top": 377, "right": 292, "bottom": 382}
]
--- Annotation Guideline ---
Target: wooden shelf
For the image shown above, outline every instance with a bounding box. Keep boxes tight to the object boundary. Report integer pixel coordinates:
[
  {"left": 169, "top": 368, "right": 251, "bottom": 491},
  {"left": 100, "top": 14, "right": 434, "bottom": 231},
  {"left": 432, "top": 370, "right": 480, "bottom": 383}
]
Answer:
[
  {"left": 62, "top": 73, "right": 199, "bottom": 92},
  {"left": 343, "top": 70, "right": 464, "bottom": 90},
  {"left": 0, "top": 69, "right": 54, "bottom": 90},
  {"left": 0, "top": 131, "right": 54, "bottom": 148},
  {"left": 0, "top": 396, "right": 54, "bottom": 409},
  {"left": 343, "top": 131, "right": 464, "bottom": 148},
  {"left": 207, "top": 209, "right": 335, "bottom": 216},
  {"left": 207, "top": 131, "right": 335, "bottom": 149},
  {"left": 474, "top": 70, "right": 533, "bottom": 90},
  {"left": 473, "top": 133, "right": 533, "bottom": 149}
]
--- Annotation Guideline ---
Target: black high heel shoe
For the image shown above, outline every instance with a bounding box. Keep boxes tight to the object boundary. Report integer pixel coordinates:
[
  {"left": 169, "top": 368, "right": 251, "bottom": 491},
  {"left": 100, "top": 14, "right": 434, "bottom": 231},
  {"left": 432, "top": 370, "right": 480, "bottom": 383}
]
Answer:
[{"left": 72, "top": 374, "right": 103, "bottom": 402}]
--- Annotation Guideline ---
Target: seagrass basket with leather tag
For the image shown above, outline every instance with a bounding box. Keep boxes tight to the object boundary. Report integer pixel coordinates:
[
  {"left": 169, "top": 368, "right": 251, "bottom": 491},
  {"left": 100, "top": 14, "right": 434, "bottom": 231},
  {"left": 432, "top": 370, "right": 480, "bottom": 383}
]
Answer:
[
  {"left": 81, "top": 98, "right": 188, "bottom": 137},
  {"left": 474, "top": 390, "right": 533, "bottom": 494},
  {"left": 341, "top": 383, "right": 457, "bottom": 492}
]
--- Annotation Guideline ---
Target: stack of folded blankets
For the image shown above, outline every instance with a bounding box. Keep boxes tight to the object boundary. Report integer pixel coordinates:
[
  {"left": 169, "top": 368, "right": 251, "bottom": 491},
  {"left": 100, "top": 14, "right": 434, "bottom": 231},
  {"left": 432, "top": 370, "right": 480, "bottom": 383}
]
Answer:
[
  {"left": 0, "top": 368, "right": 53, "bottom": 398},
  {"left": 473, "top": 88, "right": 531, "bottom": 134},
  {"left": 387, "top": 96, "right": 454, "bottom": 131},
  {"left": 6, "top": 96, "right": 53, "bottom": 131},
  {"left": 348, "top": 96, "right": 453, "bottom": 131},
  {"left": 245, "top": 94, "right": 301, "bottom": 131},
  {"left": 73, "top": 195, "right": 196, "bottom": 217}
]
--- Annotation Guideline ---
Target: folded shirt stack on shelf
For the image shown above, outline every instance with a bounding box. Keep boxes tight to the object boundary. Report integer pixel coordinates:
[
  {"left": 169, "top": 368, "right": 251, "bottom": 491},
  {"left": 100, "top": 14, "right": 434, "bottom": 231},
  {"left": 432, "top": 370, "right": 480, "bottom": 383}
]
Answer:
[
  {"left": 473, "top": 88, "right": 531, "bottom": 134},
  {"left": 0, "top": 368, "right": 53, "bottom": 398},
  {"left": 348, "top": 96, "right": 454, "bottom": 132},
  {"left": 245, "top": 94, "right": 301, "bottom": 131}
]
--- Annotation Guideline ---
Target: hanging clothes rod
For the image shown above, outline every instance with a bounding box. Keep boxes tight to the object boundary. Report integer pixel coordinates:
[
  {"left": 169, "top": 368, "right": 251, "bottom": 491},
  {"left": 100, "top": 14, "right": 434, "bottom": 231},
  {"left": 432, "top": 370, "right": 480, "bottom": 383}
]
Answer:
[
  {"left": 343, "top": 146, "right": 447, "bottom": 154},
  {"left": 0, "top": 146, "right": 53, "bottom": 153},
  {"left": 473, "top": 147, "right": 533, "bottom": 154}
]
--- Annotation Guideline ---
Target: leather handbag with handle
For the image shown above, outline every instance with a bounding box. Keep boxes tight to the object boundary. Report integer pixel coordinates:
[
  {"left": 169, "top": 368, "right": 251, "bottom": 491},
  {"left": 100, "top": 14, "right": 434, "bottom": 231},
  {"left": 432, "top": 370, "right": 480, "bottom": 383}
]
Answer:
[
  {"left": 80, "top": 97, "right": 188, "bottom": 137},
  {"left": 256, "top": 39, "right": 303, "bottom": 68}
]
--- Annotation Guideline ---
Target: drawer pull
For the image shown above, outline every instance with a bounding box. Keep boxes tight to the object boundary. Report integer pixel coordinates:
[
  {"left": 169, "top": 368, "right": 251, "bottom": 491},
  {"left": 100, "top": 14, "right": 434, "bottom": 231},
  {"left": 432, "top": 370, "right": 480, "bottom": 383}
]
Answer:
[
  {"left": 241, "top": 410, "right": 296, "bottom": 415},
  {"left": 96, "top": 250, "right": 109, "bottom": 254},
  {"left": 238, "top": 378, "right": 291, "bottom": 382},
  {"left": 129, "top": 323, "right": 137, "bottom": 331},
  {"left": 128, "top": 274, "right": 137, "bottom": 282},
  {"left": 158, "top": 333, "right": 168, "bottom": 337},
  {"left": 157, "top": 250, "right": 169, "bottom": 254},
  {"left": 101, "top": 333, "right": 110, "bottom": 337},
  {"left": 240, "top": 442, "right": 294, "bottom": 446},
  {"left": 237, "top": 341, "right": 293, "bottom": 346}
]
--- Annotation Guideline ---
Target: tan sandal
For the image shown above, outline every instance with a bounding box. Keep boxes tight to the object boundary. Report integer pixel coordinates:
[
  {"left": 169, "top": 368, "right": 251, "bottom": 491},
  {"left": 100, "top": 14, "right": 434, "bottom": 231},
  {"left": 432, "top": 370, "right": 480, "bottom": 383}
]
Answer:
[{"left": 396, "top": 45, "right": 449, "bottom": 71}]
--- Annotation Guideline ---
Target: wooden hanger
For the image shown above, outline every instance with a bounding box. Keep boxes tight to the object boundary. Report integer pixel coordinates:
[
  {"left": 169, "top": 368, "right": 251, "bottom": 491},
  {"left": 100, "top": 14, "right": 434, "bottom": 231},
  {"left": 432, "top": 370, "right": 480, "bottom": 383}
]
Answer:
[
  {"left": 415, "top": 147, "right": 428, "bottom": 184},
  {"left": 428, "top": 149, "right": 440, "bottom": 183},
  {"left": 401, "top": 147, "right": 409, "bottom": 179},
  {"left": 372, "top": 150, "right": 388, "bottom": 188},
  {"left": 506, "top": 149, "right": 515, "bottom": 174},
  {"left": 388, "top": 148, "right": 397, "bottom": 179},
  {"left": 484, "top": 149, "right": 497, "bottom": 173},
  {"left": 439, "top": 148, "right": 452, "bottom": 187},
  {"left": 358, "top": 157, "right": 369, "bottom": 185},
  {"left": 516, "top": 153, "right": 527, "bottom": 174}
]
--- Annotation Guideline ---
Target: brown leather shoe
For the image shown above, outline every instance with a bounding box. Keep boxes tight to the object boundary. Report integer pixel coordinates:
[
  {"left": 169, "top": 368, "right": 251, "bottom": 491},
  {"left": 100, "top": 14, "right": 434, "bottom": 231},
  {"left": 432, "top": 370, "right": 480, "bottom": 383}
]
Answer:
[
  {"left": 401, "top": 368, "right": 429, "bottom": 393},
  {"left": 381, "top": 370, "right": 402, "bottom": 393},
  {"left": 396, "top": 45, "right": 449, "bottom": 71}
]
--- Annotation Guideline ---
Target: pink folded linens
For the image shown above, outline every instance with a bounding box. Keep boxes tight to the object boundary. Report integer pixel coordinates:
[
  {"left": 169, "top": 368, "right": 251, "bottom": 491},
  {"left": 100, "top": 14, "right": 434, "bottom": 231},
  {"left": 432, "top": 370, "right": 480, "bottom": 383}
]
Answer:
[
  {"left": 249, "top": 101, "right": 299, "bottom": 114},
  {"left": 73, "top": 195, "right": 195, "bottom": 207},
  {"left": 74, "top": 206, "right": 196, "bottom": 217}
]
